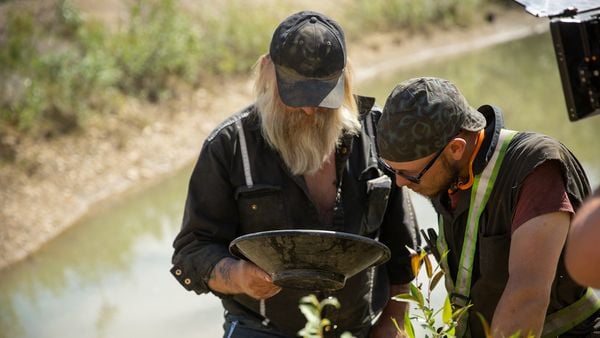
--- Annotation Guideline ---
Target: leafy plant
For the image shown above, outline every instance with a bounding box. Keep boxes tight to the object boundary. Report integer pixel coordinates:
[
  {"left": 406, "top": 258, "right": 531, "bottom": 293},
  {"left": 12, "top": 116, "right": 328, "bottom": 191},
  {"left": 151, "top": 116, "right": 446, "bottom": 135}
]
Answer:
[
  {"left": 392, "top": 247, "right": 536, "bottom": 338},
  {"left": 297, "top": 294, "right": 354, "bottom": 338},
  {"left": 392, "top": 248, "right": 469, "bottom": 338}
]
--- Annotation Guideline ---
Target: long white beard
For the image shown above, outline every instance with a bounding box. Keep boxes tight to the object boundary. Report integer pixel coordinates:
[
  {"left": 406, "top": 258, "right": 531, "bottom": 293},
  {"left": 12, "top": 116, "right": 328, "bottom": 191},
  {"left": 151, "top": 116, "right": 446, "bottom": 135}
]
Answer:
[{"left": 258, "top": 103, "right": 360, "bottom": 175}]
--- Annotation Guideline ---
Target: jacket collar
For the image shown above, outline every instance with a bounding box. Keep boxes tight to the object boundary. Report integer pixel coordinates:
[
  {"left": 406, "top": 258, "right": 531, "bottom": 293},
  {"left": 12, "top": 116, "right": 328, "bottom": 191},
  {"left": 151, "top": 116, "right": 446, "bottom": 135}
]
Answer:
[{"left": 472, "top": 105, "right": 505, "bottom": 175}]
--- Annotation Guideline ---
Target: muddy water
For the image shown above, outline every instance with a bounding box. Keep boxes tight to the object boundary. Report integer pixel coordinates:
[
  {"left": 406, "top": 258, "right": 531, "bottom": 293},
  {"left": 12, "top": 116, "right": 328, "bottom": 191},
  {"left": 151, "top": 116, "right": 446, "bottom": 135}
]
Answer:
[{"left": 1, "top": 31, "right": 599, "bottom": 338}]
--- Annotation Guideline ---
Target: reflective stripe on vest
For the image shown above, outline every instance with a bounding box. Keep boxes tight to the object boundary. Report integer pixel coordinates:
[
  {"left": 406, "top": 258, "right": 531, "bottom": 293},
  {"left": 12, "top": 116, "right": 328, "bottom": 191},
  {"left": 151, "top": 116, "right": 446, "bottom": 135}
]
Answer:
[
  {"left": 541, "top": 288, "right": 600, "bottom": 337},
  {"left": 438, "top": 129, "right": 600, "bottom": 337},
  {"left": 438, "top": 129, "right": 518, "bottom": 337}
]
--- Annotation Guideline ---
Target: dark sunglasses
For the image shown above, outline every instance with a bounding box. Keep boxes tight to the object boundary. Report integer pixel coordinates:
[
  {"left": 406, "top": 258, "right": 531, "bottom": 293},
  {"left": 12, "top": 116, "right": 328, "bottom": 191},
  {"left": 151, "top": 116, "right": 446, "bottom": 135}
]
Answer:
[{"left": 379, "top": 147, "right": 445, "bottom": 184}]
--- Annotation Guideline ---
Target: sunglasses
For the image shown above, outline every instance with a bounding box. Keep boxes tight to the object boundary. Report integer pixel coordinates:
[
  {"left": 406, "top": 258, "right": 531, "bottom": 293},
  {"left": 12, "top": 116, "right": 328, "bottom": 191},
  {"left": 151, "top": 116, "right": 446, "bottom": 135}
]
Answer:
[{"left": 379, "top": 146, "right": 445, "bottom": 184}]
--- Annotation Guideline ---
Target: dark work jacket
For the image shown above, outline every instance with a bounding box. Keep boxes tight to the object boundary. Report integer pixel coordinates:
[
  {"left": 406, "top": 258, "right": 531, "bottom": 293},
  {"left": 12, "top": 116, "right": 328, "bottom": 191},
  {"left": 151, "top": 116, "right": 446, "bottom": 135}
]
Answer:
[
  {"left": 433, "top": 105, "right": 592, "bottom": 337},
  {"left": 171, "top": 96, "right": 419, "bottom": 337}
]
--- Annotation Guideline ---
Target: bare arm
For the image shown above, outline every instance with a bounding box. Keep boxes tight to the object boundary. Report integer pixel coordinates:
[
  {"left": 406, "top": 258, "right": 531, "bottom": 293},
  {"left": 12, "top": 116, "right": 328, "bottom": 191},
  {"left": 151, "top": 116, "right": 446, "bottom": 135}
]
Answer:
[
  {"left": 565, "top": 193, "right": 600, "bottom": 288},
  {"left": 491, "top": 211, "right": 570, "bottom": 337},
  {"left": 370, "top": 284, "right": 410, "bottom": 338},
  {"left": 207, "top": 257, "right": 281, "bottom": 300}
]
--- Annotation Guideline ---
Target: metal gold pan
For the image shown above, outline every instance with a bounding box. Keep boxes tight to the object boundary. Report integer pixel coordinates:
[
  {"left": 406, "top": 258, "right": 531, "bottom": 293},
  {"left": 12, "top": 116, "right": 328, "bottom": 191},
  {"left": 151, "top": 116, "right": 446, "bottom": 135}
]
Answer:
[{"left": 229, "top": 229, "right": 391, "bottom": 291}]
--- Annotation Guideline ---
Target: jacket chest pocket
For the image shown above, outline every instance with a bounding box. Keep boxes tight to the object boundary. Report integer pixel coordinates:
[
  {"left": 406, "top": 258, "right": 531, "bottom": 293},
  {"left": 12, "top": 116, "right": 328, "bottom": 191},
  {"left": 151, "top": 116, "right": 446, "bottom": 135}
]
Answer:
[
  {"left": 477, "top": 233, "right": 510, "bottom": 287},
  {"left": 362, "top": 175, "right": 392, "bottom": 234},
  {"left": 235, "top": 184, "right": 286, "bottom": 233}
]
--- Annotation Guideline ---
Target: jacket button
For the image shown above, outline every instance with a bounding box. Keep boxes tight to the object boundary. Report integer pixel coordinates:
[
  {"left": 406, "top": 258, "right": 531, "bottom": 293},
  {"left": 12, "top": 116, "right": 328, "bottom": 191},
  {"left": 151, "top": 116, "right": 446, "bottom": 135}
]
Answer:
[
  {"left": 184, "top": 278, "right": 191, "bottom": 285},
  {"left": 340, "top": 147, "right": 348, "bottom": 154},
  {"left": 175, "top": 269, "right": 182, "bottom": 276}
]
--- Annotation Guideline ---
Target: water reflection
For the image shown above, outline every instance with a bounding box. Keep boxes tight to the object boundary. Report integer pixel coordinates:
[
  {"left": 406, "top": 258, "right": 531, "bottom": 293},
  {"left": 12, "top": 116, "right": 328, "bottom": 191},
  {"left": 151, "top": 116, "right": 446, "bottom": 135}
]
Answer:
[
  {"left": 1, "top": 32, "right": 599, "bottom": 338},
  {"left": 0, "top": 167, "right": 222, "bottom": 338}
]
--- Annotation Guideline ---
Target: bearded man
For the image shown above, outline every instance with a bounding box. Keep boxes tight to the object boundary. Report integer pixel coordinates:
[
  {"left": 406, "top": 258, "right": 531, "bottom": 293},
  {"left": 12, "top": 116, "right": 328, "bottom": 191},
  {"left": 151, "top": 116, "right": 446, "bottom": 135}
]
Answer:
[
  {"left": 377, "top": 77, "right": 600, "bottom": 337},
  {"left": 170, "top": 11, "right": 418, "bottom": 338}
]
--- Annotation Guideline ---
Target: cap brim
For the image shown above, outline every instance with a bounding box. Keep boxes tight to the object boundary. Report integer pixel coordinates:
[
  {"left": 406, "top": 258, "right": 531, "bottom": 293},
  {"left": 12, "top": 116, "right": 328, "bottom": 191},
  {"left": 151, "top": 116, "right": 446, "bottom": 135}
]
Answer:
[
  {"left": 462, "top": 107, "right": 487, "bottom": 131},
  {"left": 275, "top": 65, "right": 345, "bottom": 109}
]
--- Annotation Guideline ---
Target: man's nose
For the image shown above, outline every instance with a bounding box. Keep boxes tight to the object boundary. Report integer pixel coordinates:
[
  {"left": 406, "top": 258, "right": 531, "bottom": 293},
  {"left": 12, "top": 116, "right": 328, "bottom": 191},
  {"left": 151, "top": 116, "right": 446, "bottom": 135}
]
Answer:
[{"left": 300, "top": 107, "right": 318, "bottom": 115}]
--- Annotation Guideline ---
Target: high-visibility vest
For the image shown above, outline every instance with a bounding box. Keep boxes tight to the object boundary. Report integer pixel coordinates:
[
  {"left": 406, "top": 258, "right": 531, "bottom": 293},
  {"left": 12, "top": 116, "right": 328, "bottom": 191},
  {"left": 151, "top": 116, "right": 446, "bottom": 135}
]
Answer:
[{"left": 437, "top": 129, "right": 600, "bottom": 337}]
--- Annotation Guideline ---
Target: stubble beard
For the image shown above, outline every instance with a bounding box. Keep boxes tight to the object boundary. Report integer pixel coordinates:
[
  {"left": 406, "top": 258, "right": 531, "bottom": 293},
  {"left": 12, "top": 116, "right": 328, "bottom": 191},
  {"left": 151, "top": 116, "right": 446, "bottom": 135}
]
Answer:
[{"left": 416, "top": 155, "right": 460, "bottom": 198}]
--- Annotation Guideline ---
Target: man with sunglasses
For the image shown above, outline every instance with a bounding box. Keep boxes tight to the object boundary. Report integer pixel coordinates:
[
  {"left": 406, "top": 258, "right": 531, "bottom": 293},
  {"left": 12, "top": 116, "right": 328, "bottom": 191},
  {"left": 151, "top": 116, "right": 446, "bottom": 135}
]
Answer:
[{"left": 377, "top": 77, "right": 600, "bottom": 337}]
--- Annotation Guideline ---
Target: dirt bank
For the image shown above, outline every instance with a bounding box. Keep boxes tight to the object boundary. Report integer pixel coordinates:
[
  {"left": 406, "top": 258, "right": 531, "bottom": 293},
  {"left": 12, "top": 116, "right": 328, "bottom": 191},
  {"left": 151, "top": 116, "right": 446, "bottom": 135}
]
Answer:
[{"left": 0, "top": 8, "right": 544, "bottom": 271}]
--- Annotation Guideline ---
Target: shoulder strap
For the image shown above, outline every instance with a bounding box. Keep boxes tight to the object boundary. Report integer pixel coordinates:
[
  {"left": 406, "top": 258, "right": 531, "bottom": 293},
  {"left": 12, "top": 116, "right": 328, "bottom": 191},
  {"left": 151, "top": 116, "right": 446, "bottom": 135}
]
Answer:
[{"left": 235, "top": 119, "right": 253, "bottom": 188}]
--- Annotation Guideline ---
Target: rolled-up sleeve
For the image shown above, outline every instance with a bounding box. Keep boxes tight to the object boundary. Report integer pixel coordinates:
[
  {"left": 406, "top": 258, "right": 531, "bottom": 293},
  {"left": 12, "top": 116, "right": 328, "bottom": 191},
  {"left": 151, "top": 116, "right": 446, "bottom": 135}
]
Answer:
[{"left": 171, "top": 132, "right": 239, "bottom": 294}]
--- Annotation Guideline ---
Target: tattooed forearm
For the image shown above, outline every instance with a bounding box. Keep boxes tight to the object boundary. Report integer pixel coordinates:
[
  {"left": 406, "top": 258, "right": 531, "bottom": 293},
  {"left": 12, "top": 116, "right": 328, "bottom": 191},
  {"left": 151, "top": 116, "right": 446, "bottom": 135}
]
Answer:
[
  {"left": 218, "top": 259, "right": 234, "bottom": 286},
  {"left": 209, "top": 258, "right": 237, "bottom": 291}
]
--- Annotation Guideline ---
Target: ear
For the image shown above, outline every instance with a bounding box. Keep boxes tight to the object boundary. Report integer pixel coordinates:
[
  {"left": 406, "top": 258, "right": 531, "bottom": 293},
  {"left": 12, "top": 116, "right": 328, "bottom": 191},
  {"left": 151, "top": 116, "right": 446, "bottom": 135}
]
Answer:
[
  {"left": 261, "top": 54, "right": 271, "bottom": 66},
  {"left": 447, "top": 137, "right": 467, "bottom": 161}
]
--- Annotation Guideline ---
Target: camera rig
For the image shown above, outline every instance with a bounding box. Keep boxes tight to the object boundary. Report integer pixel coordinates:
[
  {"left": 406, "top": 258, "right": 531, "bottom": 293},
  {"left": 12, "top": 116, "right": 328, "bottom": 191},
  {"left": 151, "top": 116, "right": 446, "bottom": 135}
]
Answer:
[{"left": 515, "top": 1, "right": 600, "bottom": 121}]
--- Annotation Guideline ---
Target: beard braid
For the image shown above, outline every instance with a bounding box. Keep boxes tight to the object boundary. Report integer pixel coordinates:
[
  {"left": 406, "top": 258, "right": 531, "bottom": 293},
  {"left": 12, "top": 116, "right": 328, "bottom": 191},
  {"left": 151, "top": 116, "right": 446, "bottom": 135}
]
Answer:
[{"left": 257, "top": 96, "right": 360, "bottom": 175}]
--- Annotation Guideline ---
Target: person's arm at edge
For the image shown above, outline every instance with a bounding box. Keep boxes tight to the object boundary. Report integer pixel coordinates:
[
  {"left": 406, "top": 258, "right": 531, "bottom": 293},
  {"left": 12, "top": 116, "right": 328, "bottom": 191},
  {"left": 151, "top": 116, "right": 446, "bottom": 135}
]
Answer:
[
  {"left": 370, "top": 283, "right": 410, "bottom": 338},
  {"left": 491, "top": 211, "right": 570, "bottom": 337},
  {"left": 565, "top": 191, "right": 600, "bottom": 288}
]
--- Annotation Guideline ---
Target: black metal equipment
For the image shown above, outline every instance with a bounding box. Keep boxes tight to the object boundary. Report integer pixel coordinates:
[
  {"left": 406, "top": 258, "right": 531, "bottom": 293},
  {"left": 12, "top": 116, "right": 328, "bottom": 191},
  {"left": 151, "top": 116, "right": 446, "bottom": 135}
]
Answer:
[{"left": 514, "top": 1, "right": 600, "bottom": 121}]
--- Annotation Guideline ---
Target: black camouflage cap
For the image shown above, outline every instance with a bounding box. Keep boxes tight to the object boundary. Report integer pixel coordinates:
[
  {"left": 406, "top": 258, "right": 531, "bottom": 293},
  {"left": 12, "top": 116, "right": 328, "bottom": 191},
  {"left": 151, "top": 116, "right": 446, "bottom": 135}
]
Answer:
[
  {"left": 377, "top": 77, "right": 486, "bottom": 162},
  {"left": 269, "top": 11, "right": 346, "bottom": 108}
]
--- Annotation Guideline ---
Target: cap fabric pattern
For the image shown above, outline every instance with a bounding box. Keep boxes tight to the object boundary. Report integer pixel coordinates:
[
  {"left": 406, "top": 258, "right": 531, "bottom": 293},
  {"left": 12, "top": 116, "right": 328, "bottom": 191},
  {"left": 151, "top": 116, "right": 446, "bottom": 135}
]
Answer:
[
  {"left": 269, "top": 11, "right": 346, "bottom": 108},
  {"left": 377, "top": 77, "right": 487, "bottom": 162}
]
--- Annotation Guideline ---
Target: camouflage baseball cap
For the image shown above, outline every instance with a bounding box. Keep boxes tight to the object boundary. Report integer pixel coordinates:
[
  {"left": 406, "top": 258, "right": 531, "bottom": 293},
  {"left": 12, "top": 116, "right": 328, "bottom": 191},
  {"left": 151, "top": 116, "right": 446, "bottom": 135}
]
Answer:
[
  {"left": 269, "top": 11, "right": 346, "bottom": 108},
  {"left": 377, "top": 77, "right": 486, "bottom": 162}
]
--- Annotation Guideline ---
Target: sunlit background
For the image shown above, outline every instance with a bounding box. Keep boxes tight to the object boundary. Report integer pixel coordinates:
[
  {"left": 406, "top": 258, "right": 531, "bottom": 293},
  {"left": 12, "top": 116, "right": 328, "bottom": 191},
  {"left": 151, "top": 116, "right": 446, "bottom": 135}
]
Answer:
[{"left": 1, "top": 1, "right": 599, "bottom": 337}]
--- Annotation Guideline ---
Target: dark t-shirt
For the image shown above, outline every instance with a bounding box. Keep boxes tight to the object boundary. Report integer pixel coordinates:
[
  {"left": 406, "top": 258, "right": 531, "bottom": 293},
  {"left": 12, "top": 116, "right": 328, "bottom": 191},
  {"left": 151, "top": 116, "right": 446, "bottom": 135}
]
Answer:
[
  {"left": 511, "top": 160, "right": 574, "bottom": 233},
  {"left": 448, "top": 160, "right": 574, "bottom": 233}
]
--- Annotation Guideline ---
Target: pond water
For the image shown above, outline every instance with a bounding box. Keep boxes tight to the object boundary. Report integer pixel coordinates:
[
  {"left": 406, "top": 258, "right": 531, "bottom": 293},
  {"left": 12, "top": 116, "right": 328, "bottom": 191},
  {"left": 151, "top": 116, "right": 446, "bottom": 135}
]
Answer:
[{"left": 1, "top": 31, "right": 599, "bottom": 338}]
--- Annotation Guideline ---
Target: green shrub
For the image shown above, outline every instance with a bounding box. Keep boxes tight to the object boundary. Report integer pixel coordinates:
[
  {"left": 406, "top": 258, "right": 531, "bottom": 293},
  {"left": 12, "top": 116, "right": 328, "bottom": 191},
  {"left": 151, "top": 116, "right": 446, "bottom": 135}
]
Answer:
[
  {"left": 195, "top": 1, "right": 288, "bottom": 75},
  {"left": 0, "top": 1, "right": 119, "bottom": 133},
  {"left": 343, "top": 0, "right": 484, "bottom": 37},
  {"left": 0, "top": 0, "right": 503, "bottom": 139},
  {"left": 110, "top": 0, "right": 202, "bottom": 101}
]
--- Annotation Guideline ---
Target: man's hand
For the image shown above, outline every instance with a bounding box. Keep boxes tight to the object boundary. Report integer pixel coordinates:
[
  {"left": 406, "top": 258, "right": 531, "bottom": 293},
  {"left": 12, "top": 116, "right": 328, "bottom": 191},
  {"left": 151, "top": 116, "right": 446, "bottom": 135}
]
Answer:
[
  {"left": 208, "top": 257, "right": 282, "bottom": 299},
  {"left": 370, "top": 284, "right": 410, "bottom": 338},
  {"left": 370, "top": 320, "right": 405, "bottom": 338}
]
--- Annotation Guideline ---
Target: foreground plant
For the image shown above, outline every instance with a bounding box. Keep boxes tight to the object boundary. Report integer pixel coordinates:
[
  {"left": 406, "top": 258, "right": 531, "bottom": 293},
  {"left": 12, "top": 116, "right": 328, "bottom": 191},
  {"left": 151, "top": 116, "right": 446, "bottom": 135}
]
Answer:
[
  {"left": 392, "top": 247, "right": 535, "bottom": 338},
  {"left": 391, "top": 248, "right": 469, "bottom": 337},
  {"left": 298, "top": 294, "right": 354, "bottom": 338}
]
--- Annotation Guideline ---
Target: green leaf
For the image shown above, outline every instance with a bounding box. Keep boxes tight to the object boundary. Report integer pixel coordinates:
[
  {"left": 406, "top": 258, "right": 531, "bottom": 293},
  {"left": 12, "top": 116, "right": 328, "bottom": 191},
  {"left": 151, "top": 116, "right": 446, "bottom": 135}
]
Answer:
[
  {"left": 429, "top": 270, "right": 444, "bottom": 291},
  {"left": 452, "top": 304, "right": 472, "bottom": 321},
  {"left": 391, "top": 293, "right": 419, "bottom": 304},
  {"left": 298, "top": 304, "right": 320, "bottom": 324},
  {"left": 442, "top": 295, "right": 453, "bottom": 325},
  {"left": 475, "top": 312, "right": 492, "bottom": 338},
  {"left": 423, "top": 254, "right": 433, "bottom": 278},
  {"left": 319, "top": 297, "right": 341, "bottom": 310},
  {"left": 507, "top": 330, "right": 522, "bottom": 338},
  {"left": 404, "top": 311, "right": 416, "bottom": 338},
  {"left": 409, "top": 283, "right": 425, "bottom": 307},
  {"left": 300, "top": 294, "right": 320, "bottom": 307}
]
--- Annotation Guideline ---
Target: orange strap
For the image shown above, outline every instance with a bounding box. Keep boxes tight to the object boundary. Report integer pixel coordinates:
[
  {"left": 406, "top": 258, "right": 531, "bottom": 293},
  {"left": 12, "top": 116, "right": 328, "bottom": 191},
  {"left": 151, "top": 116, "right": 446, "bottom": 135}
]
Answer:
[{"left": 456, "top": 130, "right": 485, "bottom": 191}]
